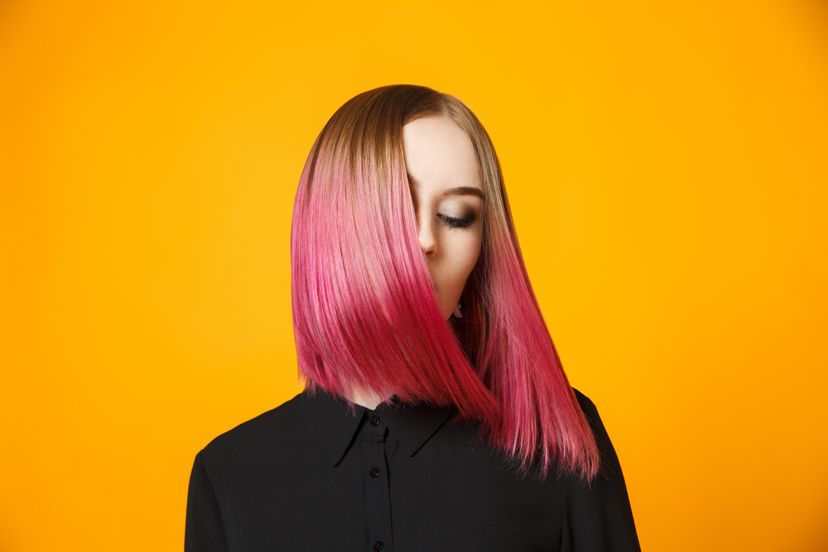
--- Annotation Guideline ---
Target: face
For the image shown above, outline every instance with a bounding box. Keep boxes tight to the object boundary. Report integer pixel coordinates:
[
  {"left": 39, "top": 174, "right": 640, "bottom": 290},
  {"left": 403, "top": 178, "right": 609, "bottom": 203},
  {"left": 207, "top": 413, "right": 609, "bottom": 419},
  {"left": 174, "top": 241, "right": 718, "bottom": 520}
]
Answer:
[{"left": 402, "top": 114, "right": 484, "bottom": 321}]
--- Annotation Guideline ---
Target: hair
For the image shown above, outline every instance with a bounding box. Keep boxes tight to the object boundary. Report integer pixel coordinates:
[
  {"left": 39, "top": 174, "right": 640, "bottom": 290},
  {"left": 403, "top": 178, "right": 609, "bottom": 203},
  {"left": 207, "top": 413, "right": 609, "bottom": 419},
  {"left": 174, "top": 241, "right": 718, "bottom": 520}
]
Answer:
[{"left": 290, "top": 84, "right": 600, "bottom": 484}]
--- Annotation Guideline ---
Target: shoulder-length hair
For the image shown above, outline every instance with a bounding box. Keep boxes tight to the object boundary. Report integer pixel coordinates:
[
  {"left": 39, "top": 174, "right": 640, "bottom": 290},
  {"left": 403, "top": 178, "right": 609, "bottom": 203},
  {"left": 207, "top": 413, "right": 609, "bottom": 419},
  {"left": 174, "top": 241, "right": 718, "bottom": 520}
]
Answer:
[{"left": 290, "top": 84, "right": 600, "bottom": 483}]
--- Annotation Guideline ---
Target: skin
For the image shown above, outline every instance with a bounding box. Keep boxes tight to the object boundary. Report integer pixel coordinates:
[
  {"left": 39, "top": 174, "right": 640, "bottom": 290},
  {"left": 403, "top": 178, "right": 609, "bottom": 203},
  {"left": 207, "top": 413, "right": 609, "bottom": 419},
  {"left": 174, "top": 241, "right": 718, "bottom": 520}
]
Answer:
[{"left": 346, "top": 114, "right": 485, "bottom": 410}]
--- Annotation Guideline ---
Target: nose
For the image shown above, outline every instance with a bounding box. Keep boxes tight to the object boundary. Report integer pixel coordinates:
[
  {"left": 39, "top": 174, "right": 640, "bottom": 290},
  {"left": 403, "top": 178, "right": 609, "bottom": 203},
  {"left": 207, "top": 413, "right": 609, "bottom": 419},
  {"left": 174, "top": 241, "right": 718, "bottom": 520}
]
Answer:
[{"left": 418, "top": 215, "right": 437, "bottom": 256}]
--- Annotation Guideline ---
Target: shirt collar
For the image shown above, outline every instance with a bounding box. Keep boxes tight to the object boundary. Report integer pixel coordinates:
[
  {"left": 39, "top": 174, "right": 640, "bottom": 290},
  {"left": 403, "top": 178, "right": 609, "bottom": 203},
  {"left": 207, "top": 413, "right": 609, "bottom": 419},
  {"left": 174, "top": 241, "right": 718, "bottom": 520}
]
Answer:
[{"left": 297, "top": 386, "right": 458, "bottom": 467}]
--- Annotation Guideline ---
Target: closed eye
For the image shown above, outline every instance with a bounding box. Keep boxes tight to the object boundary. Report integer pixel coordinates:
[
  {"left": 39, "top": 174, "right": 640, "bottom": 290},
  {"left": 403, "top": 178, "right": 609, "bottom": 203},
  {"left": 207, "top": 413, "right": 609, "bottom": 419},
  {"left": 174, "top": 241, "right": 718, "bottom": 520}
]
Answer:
[{"left": 438, "top": 213, "right": 475, "bottom": 229}]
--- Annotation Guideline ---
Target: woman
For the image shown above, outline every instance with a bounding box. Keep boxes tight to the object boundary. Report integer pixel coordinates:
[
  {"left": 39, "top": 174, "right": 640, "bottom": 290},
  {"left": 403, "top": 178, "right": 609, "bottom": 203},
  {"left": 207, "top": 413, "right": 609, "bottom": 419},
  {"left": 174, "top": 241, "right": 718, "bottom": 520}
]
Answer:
[{"left": 185, "top": 84, "right": 641, "bottom": 551}]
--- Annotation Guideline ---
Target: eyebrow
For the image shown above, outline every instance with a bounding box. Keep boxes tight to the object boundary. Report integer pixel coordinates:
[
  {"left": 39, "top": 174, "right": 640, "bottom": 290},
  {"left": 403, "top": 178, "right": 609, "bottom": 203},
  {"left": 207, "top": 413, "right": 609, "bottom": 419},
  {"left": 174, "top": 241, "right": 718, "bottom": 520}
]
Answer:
[
  {"left": 441, "top": 186, "right": 484, "bottom": 200},
  {"left": 408, "top": 175, "right": 484, "bottom": 199}
]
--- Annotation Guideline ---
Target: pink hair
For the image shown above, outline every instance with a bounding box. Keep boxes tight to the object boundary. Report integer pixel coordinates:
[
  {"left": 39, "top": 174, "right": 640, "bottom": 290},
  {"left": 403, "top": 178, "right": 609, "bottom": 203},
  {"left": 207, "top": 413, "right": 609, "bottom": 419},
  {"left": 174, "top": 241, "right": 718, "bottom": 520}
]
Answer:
[{"left": 290, "top": 84, "right": 600, "bottom": 483}]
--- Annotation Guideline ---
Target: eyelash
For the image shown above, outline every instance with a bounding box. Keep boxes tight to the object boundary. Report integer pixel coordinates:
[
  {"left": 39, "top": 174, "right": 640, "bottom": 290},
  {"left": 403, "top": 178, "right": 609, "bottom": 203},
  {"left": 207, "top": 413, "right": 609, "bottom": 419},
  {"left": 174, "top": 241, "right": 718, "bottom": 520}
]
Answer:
[{"left": 438, "top": 214, "right": 475, "bottom": 229}]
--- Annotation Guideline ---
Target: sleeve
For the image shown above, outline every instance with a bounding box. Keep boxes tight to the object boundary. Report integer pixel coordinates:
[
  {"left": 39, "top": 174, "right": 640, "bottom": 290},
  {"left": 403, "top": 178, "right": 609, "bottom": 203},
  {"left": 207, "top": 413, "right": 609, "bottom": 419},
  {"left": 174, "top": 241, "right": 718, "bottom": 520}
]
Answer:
[
  {"left": 560, "top": 389, "right": 641, "bottom": 552},
  {"left": 185, "top": 449, "right": 230, "bottom": 552}
]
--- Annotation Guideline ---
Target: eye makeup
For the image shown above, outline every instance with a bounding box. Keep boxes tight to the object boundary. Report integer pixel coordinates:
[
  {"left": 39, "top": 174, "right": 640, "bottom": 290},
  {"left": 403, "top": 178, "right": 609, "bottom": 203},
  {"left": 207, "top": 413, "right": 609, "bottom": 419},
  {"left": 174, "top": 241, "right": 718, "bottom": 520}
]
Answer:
[{"left": 437, "top": 211, "right": 478, "bottom": 229}]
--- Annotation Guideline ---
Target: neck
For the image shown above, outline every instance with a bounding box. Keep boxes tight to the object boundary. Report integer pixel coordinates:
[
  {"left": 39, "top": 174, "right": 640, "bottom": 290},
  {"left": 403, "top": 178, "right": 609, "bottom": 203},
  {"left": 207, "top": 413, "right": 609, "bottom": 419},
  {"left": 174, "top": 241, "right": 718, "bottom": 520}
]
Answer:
[{"left": 344, "top": 383, "right": 388, "bottom": 410}]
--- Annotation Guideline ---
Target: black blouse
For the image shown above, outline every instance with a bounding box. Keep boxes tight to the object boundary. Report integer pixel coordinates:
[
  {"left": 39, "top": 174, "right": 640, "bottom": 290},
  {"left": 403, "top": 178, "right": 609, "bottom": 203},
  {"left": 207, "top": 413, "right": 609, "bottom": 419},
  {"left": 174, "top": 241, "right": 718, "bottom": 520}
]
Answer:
[{"left": 185, "top": 386, "right": 641, "bottom": 552}]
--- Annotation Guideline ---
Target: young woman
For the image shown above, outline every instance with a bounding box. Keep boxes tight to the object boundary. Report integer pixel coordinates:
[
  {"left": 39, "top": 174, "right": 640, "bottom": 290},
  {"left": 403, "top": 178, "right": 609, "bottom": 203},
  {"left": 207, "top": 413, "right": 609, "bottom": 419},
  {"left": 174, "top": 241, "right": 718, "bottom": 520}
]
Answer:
[{"left": 185, "top": 84, "right": 641, "bottom": 551}]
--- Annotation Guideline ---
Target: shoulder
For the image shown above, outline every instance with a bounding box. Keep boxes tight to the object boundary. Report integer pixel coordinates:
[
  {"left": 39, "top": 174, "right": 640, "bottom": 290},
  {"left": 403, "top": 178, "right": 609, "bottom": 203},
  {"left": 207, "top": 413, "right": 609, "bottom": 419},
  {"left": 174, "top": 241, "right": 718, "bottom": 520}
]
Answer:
[
  {"left": 562, "top": 388, "right": 641, "bottom": 547},
  {"left": 570, "top": 387, "right": 610, "bottom": 449},
  {"left": 571, "top": 386, "right": 599, "bottom": 420},
  {"left": 197, "top": 390, "right": 307, "bottom": 468},
  {"left": 570, "top": 386, "right": 626, "bottom": 479}
]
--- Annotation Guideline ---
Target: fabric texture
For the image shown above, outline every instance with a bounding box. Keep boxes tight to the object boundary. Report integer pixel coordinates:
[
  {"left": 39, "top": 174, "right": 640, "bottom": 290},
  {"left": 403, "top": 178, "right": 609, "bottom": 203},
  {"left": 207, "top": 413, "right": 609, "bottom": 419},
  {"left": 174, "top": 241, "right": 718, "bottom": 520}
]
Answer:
[{"left": 184, "top": 386, "right": 641, "bottom": 551}]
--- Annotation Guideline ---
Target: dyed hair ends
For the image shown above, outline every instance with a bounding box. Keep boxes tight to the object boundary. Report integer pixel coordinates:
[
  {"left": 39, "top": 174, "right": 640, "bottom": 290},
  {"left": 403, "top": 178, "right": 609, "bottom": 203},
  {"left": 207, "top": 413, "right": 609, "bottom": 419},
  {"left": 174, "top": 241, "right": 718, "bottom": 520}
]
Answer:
[{"left": 290, "top": 84, "right": 600, "bottom": 484}]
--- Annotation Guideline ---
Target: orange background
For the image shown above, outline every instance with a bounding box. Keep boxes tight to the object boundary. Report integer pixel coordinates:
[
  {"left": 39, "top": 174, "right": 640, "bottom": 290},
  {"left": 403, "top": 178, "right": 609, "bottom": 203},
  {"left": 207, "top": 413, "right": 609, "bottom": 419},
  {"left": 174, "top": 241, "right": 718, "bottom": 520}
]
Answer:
[{"left": 2, "top": 1, "right": 827, "bottom": 550}]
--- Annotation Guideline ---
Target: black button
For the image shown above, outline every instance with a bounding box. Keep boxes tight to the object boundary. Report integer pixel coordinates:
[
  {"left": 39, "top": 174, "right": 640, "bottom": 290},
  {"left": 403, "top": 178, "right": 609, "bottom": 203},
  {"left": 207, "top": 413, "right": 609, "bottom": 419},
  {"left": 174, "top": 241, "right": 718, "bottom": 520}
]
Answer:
[
  {"left": 370, "top": 415, "right": 381, "bottom": 426},
  {"left": 373, "top": 541, "right": 384, "bottom": 551},
  {"left": 369, "top": 466, "right": 381, "bottom": 478}
]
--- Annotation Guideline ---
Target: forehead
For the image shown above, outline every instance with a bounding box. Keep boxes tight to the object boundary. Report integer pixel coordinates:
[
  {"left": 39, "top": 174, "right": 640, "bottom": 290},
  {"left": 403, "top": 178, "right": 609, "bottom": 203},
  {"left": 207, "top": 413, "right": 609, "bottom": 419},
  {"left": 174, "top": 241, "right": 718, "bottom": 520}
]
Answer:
[{"left": 402, "top": 115, "right": 482, "bottom": 193}]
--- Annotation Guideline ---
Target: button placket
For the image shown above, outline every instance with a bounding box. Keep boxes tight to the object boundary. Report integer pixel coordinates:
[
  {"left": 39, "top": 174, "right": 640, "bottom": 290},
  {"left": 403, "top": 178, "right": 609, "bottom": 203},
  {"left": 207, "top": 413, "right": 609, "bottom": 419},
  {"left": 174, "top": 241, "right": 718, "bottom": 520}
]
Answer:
[{"left": 359, "top": 413, "right": 394, "bottom": 552}]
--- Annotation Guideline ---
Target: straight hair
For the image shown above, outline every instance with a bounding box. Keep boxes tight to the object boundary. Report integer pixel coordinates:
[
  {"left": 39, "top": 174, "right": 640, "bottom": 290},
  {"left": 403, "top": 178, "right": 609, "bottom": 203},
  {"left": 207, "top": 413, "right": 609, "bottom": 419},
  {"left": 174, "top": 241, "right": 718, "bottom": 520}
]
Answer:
[{"left": 290, "top": 84, "right": 600, "bottom": 483}]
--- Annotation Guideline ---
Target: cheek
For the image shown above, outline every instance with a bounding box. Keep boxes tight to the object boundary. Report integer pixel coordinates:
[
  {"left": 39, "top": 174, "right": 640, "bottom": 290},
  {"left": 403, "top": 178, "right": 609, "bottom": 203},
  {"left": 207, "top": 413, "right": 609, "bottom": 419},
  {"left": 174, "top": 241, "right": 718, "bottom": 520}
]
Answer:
[{"left": 440, "top": 232, "right": 482, "bottom": 282}]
